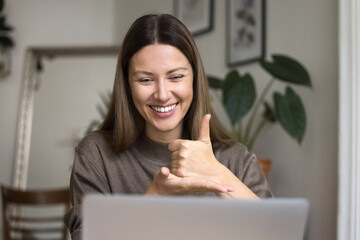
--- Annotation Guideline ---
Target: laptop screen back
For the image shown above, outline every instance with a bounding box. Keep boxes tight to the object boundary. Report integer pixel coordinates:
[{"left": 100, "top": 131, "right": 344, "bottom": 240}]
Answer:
[{"left": 82, "top": 195, "right": 309, "bottom": 240}]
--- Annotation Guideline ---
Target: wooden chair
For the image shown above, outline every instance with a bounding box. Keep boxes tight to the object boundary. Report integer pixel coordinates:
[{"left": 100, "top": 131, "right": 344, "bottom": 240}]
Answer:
[{"left": 1, "top": 185, "right": 70, "bottom": 240}]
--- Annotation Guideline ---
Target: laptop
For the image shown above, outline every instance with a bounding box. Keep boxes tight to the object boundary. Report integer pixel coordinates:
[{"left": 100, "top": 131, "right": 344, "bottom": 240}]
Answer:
[{"left": 82, "top": 195, "right": 309, "bottom": 240}]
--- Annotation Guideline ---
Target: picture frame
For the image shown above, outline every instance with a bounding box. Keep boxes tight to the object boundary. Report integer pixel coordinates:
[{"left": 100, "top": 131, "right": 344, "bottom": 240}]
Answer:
[
  {"left": 227, "top": 0, "right": 266, "bottom": 66},
  {"left": 174, "top": 0, "right": 214, "bottom": 36}
]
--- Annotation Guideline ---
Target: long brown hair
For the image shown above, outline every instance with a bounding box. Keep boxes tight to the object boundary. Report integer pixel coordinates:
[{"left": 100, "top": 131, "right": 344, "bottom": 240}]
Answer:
[{"left": 100, "top": 14, "right": 234, "bottom": 152}]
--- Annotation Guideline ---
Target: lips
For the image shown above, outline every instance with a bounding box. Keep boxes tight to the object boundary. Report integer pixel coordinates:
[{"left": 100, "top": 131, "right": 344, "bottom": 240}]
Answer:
[{"left": 149, "top": 103, "right": 178, "bottom": 113}]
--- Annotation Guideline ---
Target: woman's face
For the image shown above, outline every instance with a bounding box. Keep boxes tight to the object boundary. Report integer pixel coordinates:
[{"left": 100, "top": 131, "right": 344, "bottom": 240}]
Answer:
[{"left": 128, "top": 44, "right": 194, "bottom": 142}]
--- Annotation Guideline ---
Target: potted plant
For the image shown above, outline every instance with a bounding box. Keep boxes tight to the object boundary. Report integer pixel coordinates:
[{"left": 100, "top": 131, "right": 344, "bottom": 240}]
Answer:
[
  {"left": 207, "top": 54, "right": 312, "bottom": 177},
  {"left": 0, "top": 0, "right": 14, "bottom": 77}
]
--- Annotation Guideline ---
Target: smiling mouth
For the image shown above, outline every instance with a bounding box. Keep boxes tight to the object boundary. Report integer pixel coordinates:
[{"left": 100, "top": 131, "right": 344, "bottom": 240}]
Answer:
[{"left": 149, "top": 103, "right": 178, "bottom": 113}]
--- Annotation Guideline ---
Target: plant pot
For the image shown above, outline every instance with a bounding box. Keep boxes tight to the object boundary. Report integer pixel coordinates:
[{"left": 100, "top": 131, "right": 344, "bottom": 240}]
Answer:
[{"left": 258, "top": 158, "right": 271, "bottom": 178}]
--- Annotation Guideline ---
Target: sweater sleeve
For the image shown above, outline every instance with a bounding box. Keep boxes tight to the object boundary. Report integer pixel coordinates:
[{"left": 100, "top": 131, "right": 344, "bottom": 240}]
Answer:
[
  {"left": 64, "top": 144, "right": 111, "bottom": 240},
  {"left": 241, "top": 151, "right": 273, "bottom": 198}
]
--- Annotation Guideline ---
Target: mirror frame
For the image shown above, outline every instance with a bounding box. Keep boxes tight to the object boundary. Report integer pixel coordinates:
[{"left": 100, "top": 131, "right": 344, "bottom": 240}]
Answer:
[{"left": 12, "top": 46, "right": 120, "bottom": 189}]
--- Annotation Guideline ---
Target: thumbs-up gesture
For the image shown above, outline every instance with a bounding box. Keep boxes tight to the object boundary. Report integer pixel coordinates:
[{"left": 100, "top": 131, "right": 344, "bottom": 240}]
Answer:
[{"left": 168, "top": 114, "right": 225, "bottom": 182}]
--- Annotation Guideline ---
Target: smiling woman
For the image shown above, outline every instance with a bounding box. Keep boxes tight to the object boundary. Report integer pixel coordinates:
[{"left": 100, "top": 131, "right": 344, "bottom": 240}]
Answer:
[{"left": 64, "top": 14, "right": 273, "bottom": 240}]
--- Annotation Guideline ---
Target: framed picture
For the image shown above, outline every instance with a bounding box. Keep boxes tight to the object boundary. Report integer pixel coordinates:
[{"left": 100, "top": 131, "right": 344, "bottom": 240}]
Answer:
[
  {"left": 174, "top": 0, "right": 214, "bottom": 36},
  {"left": 227, "top": 0, "right": 266, "bottom": 66}
]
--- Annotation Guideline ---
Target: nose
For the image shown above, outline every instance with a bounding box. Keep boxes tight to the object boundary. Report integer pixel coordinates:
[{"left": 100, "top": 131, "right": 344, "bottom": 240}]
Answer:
[{"left": 154, "top": 79, "right": 171, "bottom": 102}]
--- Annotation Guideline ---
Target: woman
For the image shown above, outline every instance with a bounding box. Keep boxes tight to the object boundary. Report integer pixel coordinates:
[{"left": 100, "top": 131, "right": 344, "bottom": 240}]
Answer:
[{"left": 65, "top": 13, "right": 272, "bottom": 240}]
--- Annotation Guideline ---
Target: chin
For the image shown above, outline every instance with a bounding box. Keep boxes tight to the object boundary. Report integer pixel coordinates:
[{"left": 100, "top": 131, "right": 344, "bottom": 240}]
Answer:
[{"left": 154, "top": 123, "right": 179, "bottom": 133}]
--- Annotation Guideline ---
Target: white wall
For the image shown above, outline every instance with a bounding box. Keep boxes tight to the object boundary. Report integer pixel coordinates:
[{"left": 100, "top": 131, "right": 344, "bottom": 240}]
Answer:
[
  {"left": 0, "top": 1, "right": 338, "bottom": 240},
  {"left": 114, "top": 1, "right": 338, "bottom": 240}
]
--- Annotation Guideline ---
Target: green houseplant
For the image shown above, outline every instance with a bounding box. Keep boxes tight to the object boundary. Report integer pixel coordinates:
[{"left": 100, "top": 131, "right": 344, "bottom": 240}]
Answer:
[
  {"left": 207, "top": 54, "right": 312, "bottom": 152},
  {"left": 0, "top": 0, "right": 14, "bottom": 77},
  {"left": 85, "top": 90, "right": 112, "bottom": 134}
]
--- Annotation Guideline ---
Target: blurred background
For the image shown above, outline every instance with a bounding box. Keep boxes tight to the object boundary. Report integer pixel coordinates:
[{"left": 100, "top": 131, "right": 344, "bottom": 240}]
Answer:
[{"left": 0, "top": 0, "right": 338, "bottom": 239}]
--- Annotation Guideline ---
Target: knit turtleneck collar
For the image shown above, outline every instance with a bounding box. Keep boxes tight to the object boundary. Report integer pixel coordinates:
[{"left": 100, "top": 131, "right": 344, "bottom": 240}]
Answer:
[{"left": 133, "top": 133, "right": 172, "bottom": 166}]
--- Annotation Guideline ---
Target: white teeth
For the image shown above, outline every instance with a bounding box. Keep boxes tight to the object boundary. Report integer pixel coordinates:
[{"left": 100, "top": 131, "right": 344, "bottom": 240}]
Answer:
[{"left": 151, "top": 103, "right": 177, "bottom": 113}]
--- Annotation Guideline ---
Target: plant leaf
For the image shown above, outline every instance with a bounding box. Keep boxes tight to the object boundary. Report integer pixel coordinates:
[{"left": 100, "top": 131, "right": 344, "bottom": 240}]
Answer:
[
  {"left": 0, "top": 35, "right": 14, "bottom": 47},
  {"left": 260, "top": 54, "right": 312, "bottom": 87},
  {"left": 263, "top": 101, "right": 276, "bottom": 122},
  {"left": 85, "top": 120, "right": 100, "bottom": 135},
  {"left": 274, "top": 87, "right": 306, "bottom": 143},
  {"left": 36, "top": 57, "right": 43, "bottom": 73},
  {"left": 0, "top": 0, "right": 4, "bottom": 13},
  {"left": 239, "top": 28, "right": 246, "bottom": 40},
  {"left": 99, "top": 91, "right": 111, "bottom": 108},
  {"left": 247, "top": 32, "right": 254, "bottom": 43},
  {"left": 0, "top": 16, "right": 13, "bottom": 31},
  {"left": 207, "top": 76, "right": 223, "bottom": 89},
  {"left": 96, "top": 103, "right": 107, "bottom": 119},
  {"left": 236, "top": 9, "right": 247, "bottom": 20},
  {"left": 223, "top": 70, "right": 256, "bottom": 125},
  {"left": 246, "top": 14, "right": 256, "bottom": 25}
]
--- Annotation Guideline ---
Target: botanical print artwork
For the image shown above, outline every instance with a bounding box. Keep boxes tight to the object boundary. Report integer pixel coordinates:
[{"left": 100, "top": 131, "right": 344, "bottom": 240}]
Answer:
[
  {"left": 174, "top": 0, "right": 213, "bottom": 36},
  {"left": 234, "top": 0, "right": 256, "bottom": 48},
  {"left": 181, "top": 0, "right": 205, "bottom": 29},
  {"left": 228, "top": 0, "right": 264, "bottom": 66}
]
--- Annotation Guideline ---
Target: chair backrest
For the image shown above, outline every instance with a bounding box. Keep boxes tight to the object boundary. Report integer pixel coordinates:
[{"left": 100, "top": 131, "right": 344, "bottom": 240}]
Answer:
[{"left": 1, "top": 185, "right": 70, "bottom": 240}]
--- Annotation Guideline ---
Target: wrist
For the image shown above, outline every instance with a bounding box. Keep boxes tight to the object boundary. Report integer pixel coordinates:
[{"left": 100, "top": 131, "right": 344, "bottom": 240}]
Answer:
[
  {"left": 210, "top": 161, "right": 231, "bottom": 184},
  {"left": 145, "top": 183, "right": 159, "bottom": 195}
]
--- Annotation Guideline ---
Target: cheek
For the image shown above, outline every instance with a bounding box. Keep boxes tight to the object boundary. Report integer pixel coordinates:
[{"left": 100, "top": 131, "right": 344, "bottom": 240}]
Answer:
[
  {"left": 186, "top": 89, "right": 193, "bottom": 103},
  {"left": 182, "top": 80, "right": 194, "bottom": 102},
  {"left": 130, "top": 86, "right": 147, "bottom": 109},
  {"left": 132, "top": 94, "right": 146, "bottom": 110}
]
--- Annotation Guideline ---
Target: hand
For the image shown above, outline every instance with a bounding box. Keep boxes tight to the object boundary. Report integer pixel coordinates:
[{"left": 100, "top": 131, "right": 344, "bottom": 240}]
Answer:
[
  {"left": 168, "top": 114, "right": 225, "bottom": 182},
  {"left": 168, "top": 114, "right": 258, "bottom": 199},
  {"left": 145, "top": 167, "right": 233, "bottom": 195}
]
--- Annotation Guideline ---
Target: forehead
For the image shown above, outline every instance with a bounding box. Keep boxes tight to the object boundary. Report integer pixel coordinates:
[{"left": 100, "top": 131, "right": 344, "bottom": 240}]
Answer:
[{"left": 129, "top": 44, "right": 191, "bottom": 72}]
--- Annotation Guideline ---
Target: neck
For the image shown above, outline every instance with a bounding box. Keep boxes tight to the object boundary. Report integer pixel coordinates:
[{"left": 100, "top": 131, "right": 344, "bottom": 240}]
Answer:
[{"left": 145, "top": 126, "right": 183, "bottom": 143}]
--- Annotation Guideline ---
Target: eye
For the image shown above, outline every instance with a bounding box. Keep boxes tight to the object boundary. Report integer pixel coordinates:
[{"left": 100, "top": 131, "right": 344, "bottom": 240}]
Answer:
[
  {"left": 170, "top": 74, "right": 184, "bottom": 80},
  {"left": 137, "top": 78, "right": 153, "bottom": 84}
]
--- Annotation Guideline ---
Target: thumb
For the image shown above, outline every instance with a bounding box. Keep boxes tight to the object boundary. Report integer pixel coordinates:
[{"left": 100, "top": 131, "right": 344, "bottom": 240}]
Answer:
[
  {"left": 198, "top": 114, "right": 211, "bottom": 142},
  {"left": 159, "top": 167, "right": 170, "bottom": 178}
]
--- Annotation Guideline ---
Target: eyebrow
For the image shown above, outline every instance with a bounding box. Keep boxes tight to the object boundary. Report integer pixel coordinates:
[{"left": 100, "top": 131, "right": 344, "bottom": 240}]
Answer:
[
  {"left": 132, "top": 71, "right": 153, "bottom": 76},
  {"left": 166, "top": 67, "right": 189, "bottom": 74},
  {"left": 132, "top": 67, "right": 189, "bottom": 76}
]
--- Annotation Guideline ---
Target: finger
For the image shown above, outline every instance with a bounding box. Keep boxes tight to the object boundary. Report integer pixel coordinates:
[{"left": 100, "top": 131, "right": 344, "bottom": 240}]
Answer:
[
  {"left": 168, "top": 139, "right": 183, "bottom": 152},
  {"left": 171, "top": 158, "right": 180, "bottom": 170},
  {"left": 198, "top": 114, "right": 211, "bottom": 143},
  {"left": 170, "top": 150, "right": 181, "bottom": 161},
  {"left": 224, "top": 184, "right": 234, "bottom": 192},
  {"left": 210, "top": 184, "right": 234, "bottom": 193},
  {"left": 185, "top": 178, "right": 232, "bottom": 193},
  {"left": 204, "top": 181, "right": 230, "bottom": 193},
  {"left": 159, "top": 167, "right": 170, "bottom": 178},
  {"left": 171, "top": 164, "right": 185, "bottom": 178}
]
